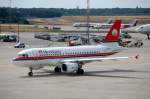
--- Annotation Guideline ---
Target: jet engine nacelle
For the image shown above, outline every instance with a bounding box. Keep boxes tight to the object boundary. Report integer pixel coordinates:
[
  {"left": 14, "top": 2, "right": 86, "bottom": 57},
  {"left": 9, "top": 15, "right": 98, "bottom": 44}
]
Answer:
[{"left": 62, "top": 62, "right": 79, "bottom": 73}]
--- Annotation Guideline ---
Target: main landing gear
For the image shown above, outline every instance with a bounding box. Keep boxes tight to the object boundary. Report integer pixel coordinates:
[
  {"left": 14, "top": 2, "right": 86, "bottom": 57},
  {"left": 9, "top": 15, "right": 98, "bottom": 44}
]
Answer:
[
  {"left": 54, "top": 67, "right": 61, "bottom": 73},
  {"left": 147, "top": 34, "right": 150, "bottom": 39},
  {"left": 28, "top": 67, "right": 33, "bottom": 77},
  {"left": 54, "top": 66, "right": 84, "bottom": 75},
  {"left": 76, "top": 68, "right": 84, "bottom": 75},
  {"left": 76, "top": 64, "right": 84, "bottom": 75}
]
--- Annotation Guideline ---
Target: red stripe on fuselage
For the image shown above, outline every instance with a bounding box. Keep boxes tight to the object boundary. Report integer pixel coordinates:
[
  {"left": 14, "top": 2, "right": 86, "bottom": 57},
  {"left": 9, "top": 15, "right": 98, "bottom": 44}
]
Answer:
[{"left": 14, "top": 52, "right": 118, "bottom": 61}]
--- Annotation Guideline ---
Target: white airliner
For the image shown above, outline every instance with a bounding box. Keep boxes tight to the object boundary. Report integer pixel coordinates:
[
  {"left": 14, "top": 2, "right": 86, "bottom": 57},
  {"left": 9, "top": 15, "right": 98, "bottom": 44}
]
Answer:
[
  {"left": 73, "top": 18, "right": 112, "bottom": 28},
  {"left": 136, "top": 24, "right": 150, "bottom": 39},
  {"left": 93, "top": 19, "right": 138, "bottom": 29},
  {"left": 12, "top": 20, "right": 136, "bottom": 76}
]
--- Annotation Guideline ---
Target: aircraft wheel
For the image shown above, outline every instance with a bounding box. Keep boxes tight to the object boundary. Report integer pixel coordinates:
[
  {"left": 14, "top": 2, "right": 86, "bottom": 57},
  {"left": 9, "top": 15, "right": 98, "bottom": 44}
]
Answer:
[
  {"left": 54, "top": 67, "right": 61, "bottom": 73},
  {"left": 28, "top": 72, "right": 33, "bottom": 77},
  {"left": 141, "top": 42, "right": 143, "bottom": 46},
  {"left": 28, "top": 67, "right": 33, "bottom": 76},
  {"left": 77, "top": 69, "right": 84, "bottom": 75}
]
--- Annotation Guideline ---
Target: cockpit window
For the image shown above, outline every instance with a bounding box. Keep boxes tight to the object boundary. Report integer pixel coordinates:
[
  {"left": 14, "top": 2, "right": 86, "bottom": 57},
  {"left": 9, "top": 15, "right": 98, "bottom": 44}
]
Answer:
[
  {"left": 140, "top": 27, "right": 143, "bottom": 29},
  {"left": 18, "top": 54, "right": 28, "bottom": 57}
]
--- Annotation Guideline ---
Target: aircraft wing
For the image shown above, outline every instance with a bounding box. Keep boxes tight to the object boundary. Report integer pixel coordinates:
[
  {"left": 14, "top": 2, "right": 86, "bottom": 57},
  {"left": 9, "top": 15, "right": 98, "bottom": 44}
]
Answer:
[{"left": 62, "top": 56, "right": 138, "bottom": 63}]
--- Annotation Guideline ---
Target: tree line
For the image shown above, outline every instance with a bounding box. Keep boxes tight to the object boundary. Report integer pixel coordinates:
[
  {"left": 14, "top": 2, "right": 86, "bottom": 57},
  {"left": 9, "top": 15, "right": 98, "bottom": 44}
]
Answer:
[{"left": 0, "top": 7, "right": 150, "bottom": 24}]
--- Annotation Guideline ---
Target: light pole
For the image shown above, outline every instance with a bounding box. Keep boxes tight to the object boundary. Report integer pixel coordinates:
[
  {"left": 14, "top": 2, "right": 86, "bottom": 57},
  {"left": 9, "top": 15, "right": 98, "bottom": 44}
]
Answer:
[
  {"left": 17, "top": 11, "right": 20, "bottom": 43},
  {"left": 86, "top": 0, "right": 90, "bottom": 44},
  {"left": 0, "top": 21, "right": 1, "bottom": 34},
  {"left": 17, "top": 22, "right": 19, "bottom": 42},
  {"left": 9, "top": 0, "right": 12, "bottom": 30}
]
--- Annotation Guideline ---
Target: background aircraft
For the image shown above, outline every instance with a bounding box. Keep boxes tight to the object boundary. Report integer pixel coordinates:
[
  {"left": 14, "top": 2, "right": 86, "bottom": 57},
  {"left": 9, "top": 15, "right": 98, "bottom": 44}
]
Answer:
[
  {"left": 73, "top": 18, "right": 112, "bottom": 28},
  {"left": 93, "top": 19, "right": 138, "bottom": 29},
  {"left": 136, "top": 24, "right": 150, "bottom": 39}
]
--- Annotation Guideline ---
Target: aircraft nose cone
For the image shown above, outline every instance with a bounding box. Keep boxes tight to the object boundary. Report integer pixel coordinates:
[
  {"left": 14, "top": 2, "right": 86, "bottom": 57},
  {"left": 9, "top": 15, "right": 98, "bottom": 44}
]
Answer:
[
  {"left": 12, "top": 57, "right": 16, "bottom": 61},
  {"left": 12, "top": 57, "right": 18, "bottom": 65},
  {"left": 136, "top": 26, "right": 143, "bottom": 32},
  {"left": 135, "top": 28, "right": 140, "bottom": 32}
]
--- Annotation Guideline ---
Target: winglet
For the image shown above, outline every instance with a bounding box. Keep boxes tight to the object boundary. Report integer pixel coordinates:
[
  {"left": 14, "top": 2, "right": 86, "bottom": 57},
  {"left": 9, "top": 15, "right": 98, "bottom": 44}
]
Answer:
[{"left": 104, "top": 20, "right": 122, "bottom": 42}]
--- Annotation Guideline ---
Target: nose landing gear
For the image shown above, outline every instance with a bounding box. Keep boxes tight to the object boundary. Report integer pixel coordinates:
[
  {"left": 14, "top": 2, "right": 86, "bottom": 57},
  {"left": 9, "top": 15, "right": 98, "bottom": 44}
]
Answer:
[
  {"left": 28, "top": 67, "right": 33, "bottom": 76},
  {"left": 147, "top": 34, "right": 150, "bottom": 39},
  {"left": 76, "top": 68, "right": 84, "bottom": 75},
  {"left": 54, "top": 66, "right": 61, "bottom": 73}
]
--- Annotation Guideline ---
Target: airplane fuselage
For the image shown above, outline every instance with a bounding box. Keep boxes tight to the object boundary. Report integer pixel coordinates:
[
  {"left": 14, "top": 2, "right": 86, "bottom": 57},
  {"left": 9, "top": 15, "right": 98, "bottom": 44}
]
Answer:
[
  {"left": 13, "top": 43, "right": 122, "bottom": 69},
  {"left": 93, "top": 24, "right": 133, "bottom": 29}
]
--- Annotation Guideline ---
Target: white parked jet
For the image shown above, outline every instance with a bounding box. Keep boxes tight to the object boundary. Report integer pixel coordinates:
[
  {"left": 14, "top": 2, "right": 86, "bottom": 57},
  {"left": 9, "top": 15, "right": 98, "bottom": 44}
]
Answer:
[
  {"left": 93, "top": 19, "right": 138, "bottom": 29},
  {"left": 12, "top": 20, "right": 135, "bottom": 76},
  {"left": 73, "top": 18, "right": 112, "bottom": 28},
  {"left": 136, "top": 24, "right": 150, "bottom": 39}
]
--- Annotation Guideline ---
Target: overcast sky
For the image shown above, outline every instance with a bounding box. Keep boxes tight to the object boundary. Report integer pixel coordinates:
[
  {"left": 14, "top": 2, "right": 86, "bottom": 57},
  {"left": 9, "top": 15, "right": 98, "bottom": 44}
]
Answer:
[{"left": 0, "top": 0, "right": 150, "bottom": 8}]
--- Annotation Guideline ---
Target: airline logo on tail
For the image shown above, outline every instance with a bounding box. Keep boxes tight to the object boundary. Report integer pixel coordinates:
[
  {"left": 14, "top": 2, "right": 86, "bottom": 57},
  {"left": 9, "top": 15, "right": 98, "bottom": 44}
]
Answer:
[{"left": 104, "top": 20, "right": 122, "bottom": 42}]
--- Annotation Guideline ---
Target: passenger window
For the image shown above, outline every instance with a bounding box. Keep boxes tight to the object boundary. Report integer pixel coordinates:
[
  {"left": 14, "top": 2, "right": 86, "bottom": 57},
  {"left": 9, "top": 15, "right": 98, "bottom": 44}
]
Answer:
[{"left": 23, "top": 54, "right": 28, "bottom": 57}]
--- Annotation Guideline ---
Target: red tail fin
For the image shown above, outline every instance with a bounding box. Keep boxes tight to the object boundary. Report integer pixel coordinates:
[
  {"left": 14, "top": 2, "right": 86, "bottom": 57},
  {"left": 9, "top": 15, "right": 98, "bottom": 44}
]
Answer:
[{"left": 104, "top": 20, "right": 122, "bottom": 42}]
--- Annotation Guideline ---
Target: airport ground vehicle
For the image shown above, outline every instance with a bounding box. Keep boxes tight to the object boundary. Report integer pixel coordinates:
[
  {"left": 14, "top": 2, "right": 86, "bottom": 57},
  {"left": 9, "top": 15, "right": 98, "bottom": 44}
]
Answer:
[
  {"left": 12, "top": 20, "right": 137, "bottom": 77},
  {"left": 0, "top": 34, "right": 17, "bottom": 42},
  {"left": 52, "top": 26, "right": 61, "bottom": 30},
  {"left": 14, "top": 42, "right": 25, "bottom": 48},
  {"left": 127, "top": 39, "right": 143, "bottom": 47},
  {"left": 119, "top": 39, "right": 143, "bottom": 47}
]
